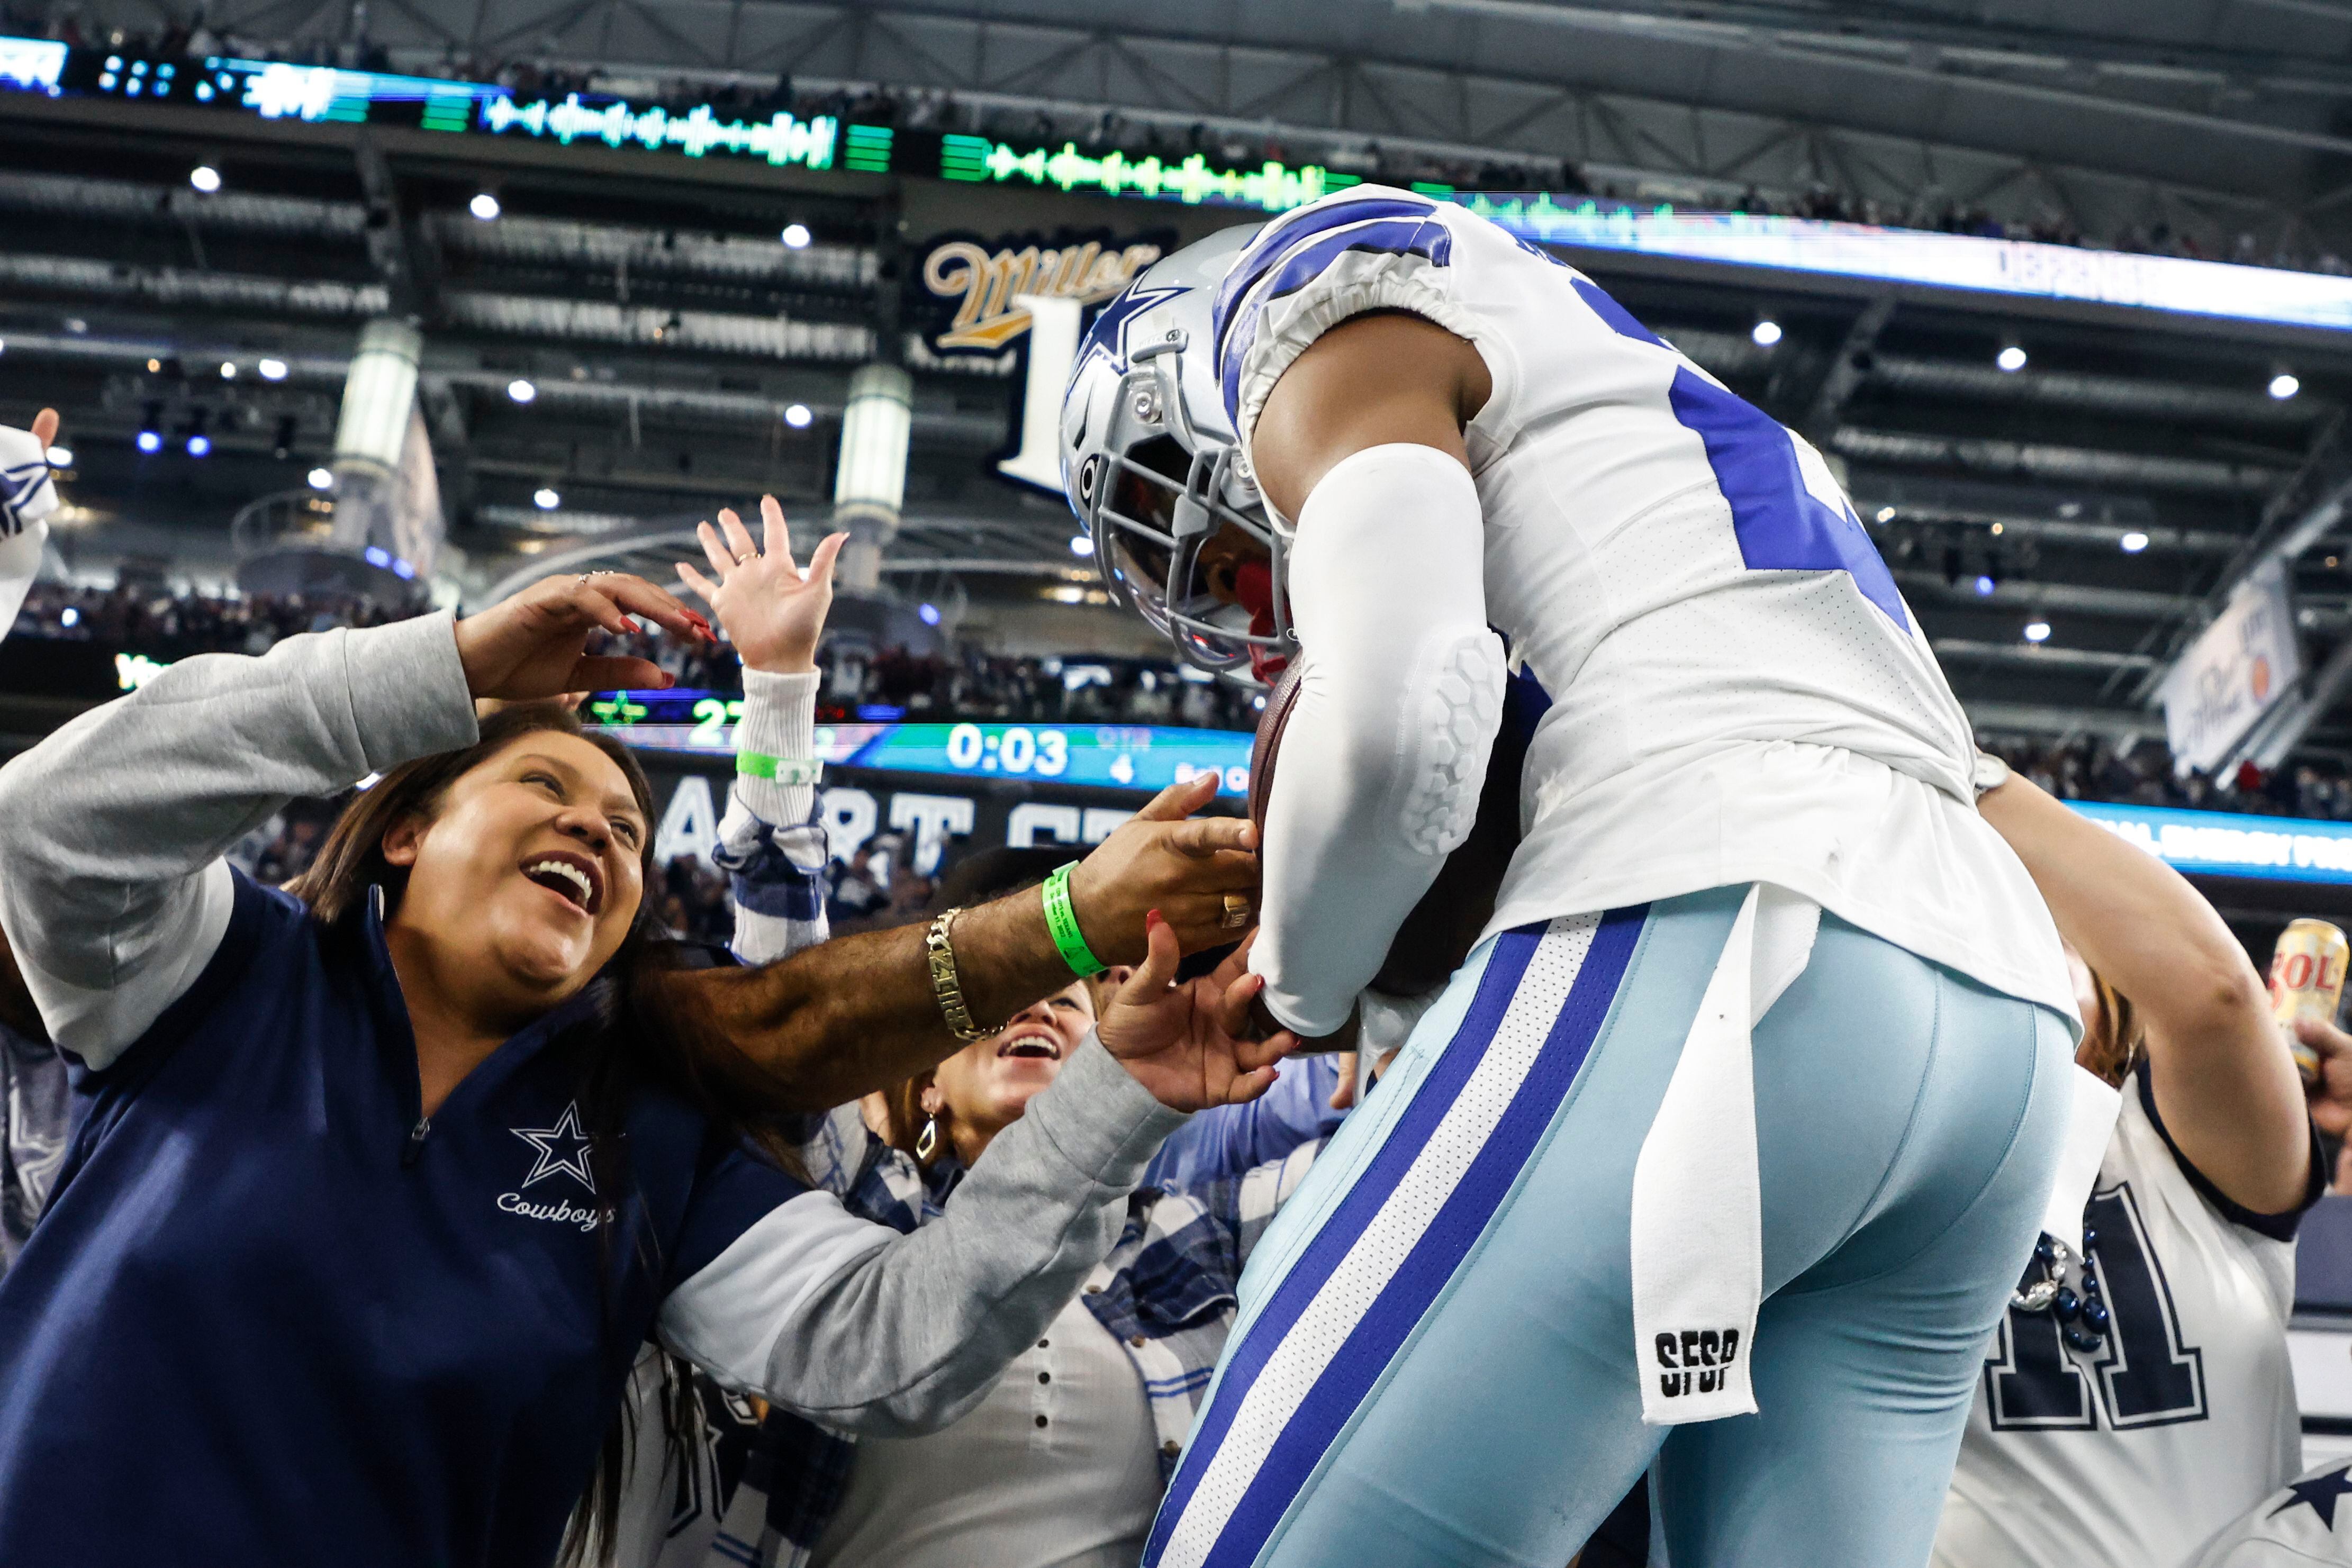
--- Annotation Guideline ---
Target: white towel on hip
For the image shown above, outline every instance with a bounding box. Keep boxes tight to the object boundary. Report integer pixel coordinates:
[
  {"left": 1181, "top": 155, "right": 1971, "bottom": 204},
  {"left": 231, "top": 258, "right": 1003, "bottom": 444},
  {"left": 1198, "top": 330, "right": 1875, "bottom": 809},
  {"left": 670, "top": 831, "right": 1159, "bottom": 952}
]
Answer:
[{"left": 1631, "top": 882, "right": 1819, "bottom": 1426}]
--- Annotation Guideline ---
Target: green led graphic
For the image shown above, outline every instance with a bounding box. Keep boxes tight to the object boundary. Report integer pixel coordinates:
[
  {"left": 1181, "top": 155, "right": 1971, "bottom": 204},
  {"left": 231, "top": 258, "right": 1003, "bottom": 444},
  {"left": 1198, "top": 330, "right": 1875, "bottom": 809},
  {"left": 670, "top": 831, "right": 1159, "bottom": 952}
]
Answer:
[
  {"left": 419, "top": 87, "right": 472, "bottom": 132},
  {"left": 946, "top": 140, "right": 1344, "bottom": 213},
  {"left": 1457, "top": 192, "right": 1677, "bottom": 224},
  {"left": 940, "top": 133, "right": 992, "bottom": 181},
  {"left": 844, "top": 123, "right": 893, "bottom": 173}
]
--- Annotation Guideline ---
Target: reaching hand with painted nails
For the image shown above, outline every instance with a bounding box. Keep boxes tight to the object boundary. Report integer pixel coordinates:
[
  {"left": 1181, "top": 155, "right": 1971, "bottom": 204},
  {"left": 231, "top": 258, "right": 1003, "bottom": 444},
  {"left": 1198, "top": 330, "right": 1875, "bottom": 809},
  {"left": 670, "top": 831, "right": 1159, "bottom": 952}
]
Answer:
[
  {"left": 453, "top": 570, "right": 709, "bottom": 702},
  {"left": 676, "top": 494, "right": 849, "bottom": 676}
]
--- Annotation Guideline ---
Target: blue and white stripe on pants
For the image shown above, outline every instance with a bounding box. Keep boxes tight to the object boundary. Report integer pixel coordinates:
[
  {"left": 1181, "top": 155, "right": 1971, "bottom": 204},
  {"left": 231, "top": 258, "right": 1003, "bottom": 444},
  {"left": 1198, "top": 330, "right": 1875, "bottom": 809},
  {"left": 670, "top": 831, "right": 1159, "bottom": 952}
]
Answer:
[{"left": 1147, "top": 908, "right": 1643, "bottom": 1567}]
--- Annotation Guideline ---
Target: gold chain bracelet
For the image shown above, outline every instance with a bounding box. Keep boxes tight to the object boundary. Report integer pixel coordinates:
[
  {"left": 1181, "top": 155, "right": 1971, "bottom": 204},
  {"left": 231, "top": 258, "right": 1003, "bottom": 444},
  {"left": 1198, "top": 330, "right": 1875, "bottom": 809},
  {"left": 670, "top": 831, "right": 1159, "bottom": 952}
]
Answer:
[{"left": 925, "top": 907, "right": 994, "bottom": 1045}]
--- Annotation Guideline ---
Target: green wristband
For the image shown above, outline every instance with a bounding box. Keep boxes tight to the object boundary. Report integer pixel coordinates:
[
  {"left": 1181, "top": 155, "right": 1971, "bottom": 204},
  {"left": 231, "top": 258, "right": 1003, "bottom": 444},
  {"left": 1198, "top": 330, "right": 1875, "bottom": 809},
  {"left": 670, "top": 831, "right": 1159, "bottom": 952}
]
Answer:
[
  {"left": 1042, "top": 863, "right": 1106, "bottom": 978},
  {"left": 737, "top": 750, "right": 822, "bottom": 784}
]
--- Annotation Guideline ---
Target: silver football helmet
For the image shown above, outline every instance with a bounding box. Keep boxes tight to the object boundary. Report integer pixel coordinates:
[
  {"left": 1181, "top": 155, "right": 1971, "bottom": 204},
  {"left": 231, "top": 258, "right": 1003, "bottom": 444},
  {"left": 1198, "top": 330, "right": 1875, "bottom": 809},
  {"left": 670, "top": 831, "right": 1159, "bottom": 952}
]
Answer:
[{"left": 1058, "top": 225, "right": 1297, "bottom": 682}]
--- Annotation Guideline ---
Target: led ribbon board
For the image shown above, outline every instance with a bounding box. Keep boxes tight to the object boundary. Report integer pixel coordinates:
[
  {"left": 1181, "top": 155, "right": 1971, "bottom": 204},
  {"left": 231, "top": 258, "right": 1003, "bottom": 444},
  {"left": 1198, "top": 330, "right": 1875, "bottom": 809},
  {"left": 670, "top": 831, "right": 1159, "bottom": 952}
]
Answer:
[
  {"left": 906, "top": 129, "right": 1355, "bottom": 214},
  {"left": 588, "top": 691, "right": 1254, "bottom": 794},
  {"left": 1468, "top": 194, "right": 2352, "bottom": 335},
  {"left": 1, "top": 37, "right": 838, "bottom": 169},
  {"left": 2072, "top": 801, "right": 2352, "bottom": 884}
]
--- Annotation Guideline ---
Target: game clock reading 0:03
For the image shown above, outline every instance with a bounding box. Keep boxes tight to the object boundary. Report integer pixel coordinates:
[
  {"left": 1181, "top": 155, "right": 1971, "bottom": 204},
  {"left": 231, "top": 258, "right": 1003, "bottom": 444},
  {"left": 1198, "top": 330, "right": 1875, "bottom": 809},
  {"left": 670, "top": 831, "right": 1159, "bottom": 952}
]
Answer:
[{"left": 944, "top": 723, "right": 1070, "bottom": 777}]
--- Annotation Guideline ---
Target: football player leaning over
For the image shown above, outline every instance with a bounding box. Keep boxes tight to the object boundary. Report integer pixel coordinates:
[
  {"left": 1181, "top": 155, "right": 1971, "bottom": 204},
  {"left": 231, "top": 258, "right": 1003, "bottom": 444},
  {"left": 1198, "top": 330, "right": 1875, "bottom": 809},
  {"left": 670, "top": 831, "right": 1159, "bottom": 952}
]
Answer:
[
  {"left": 1934, "top": 760, "right": 2330, "bottom": 1568},
  {"left": 0, "top": 447, "right": 1293, "bottom": 1568}
]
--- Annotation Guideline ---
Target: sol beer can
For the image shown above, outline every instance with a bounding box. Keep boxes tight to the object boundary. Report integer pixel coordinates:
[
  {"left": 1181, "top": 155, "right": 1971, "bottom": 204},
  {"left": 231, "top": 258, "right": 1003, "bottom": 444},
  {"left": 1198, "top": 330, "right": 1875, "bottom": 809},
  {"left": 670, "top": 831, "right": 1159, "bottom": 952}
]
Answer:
[{"left": 2269, "top": 918, "right": 2349, "bottom": 1076}]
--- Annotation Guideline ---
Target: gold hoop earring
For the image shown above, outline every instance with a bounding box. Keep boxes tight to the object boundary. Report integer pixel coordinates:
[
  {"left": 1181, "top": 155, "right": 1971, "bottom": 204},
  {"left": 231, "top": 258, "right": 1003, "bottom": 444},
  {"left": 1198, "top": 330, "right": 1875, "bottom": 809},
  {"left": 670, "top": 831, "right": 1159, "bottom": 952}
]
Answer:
[{"left": 915, "top": 1114, "right": 940, "bottom": 1163}]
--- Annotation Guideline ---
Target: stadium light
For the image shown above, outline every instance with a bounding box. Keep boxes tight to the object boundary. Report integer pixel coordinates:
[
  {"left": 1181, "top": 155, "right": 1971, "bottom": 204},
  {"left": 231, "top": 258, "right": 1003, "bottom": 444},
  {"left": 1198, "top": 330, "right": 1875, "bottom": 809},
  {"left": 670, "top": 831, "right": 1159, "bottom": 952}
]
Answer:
[
  {"left": 185, "top": 432, "right": 212, "bottom": 458},
  {"left": 1069, "top": 534, "right": 1095, "bottom": 557},
  {"left": 1750, "top": 318, "right": 1782, "bottom": 348},
  {"left": 220, "top": 361, "right": 237, "bottom": 380},
  {"left": 2270, "top": 372, "right": 2301, "bottom": 401},
  {"left": 2120, "top": 531, "right": 2150, "bottom": 553},
  {"left": 783, "top": 403, "right": 813, "bottom": 428},
  {"left": 533, "top": 486, "right": 560, "bottom": 510},
  {"left": 917, "top": 602, "right": 941, "bottom": 627},
  {"left": 780, "top": 222, "right": 812, "bottom": 249},
  {"left": 188, "top": 164, "right": 221, "bottom": 193},
  {"left": 258, "top": 358, "right": 288, "bottom": 381},
  {"left": 307, "top": 467, "right": 334, "bottom": 490},
  {"left": 2023, "top": 620, "right": 2051, "bottom": 643},
  {"left": 1996, "top": 345, "right": 2028, "bottom": 373},
  {"left": 136, "top": 430, "right": 163, "bottom": 454},
  {"left": 469, "top": 191, "right": 502, "bottom": 222},
  {"left": 1973, "top": 575, "right": 1995, "bottom": 596},
  {"left": 1874, "top": 506, "right": 1896, "bottom": 523},
  {"left": 44, "top": 445, "right": 71, "bottom": 467},
  {"left": 508, "top": 378, "right": 537, "bottom": 404},
  {"left": 60, "top": 607, "right": 78, "bottom": 628}
]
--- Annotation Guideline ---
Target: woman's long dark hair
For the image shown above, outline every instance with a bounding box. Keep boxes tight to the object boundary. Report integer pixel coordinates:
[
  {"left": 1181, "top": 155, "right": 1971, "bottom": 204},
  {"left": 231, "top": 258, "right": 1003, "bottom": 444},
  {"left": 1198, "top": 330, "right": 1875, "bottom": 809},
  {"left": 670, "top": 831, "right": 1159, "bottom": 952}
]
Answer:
[{"left": 286, "top": 704, "right": 800, "bottom": 1564}]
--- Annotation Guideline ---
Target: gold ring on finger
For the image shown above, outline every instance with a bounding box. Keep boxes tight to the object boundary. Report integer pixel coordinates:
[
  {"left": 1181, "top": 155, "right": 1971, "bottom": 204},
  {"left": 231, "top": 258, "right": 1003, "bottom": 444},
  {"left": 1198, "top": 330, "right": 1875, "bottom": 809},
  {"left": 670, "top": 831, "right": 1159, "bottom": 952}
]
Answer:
[{"left": 1220, "top": 893, "right": 1251, "bottom": 930}]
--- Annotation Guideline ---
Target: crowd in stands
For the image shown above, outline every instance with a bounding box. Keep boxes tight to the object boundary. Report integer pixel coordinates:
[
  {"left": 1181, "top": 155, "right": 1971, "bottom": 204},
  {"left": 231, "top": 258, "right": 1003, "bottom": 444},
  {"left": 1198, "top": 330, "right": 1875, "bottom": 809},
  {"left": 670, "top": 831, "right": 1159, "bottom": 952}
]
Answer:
[
  {"left": 1979, "top": 732, "right": 2352, "bottom": 822},
  {"left": 13, "top": 581, "right": 420, "bottom": 658},
  {"left": 14, "top": 580, "right": 1268, "bottom": 728},
  {"left": 33, "top": 577, "right": 2352, "bottom": 817},
  {"left": 7, "top": 5, "right": 2345, "bottom": 275}
]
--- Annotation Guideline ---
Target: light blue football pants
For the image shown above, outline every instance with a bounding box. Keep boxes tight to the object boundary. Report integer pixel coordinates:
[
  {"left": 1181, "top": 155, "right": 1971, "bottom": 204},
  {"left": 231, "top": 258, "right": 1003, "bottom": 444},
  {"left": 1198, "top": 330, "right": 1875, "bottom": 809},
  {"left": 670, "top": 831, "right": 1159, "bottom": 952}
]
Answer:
[{"left": 1143, "top": 886, "right": 2073, "bottom": 1568}]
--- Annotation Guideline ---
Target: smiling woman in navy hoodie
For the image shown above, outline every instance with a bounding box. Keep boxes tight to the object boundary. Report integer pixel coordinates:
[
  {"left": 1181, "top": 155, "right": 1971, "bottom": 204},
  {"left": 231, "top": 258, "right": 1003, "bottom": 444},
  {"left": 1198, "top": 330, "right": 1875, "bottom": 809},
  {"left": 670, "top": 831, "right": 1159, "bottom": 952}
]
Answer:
[{"left": 0, "top": 481, "right": 1287, "bottom": 1567}]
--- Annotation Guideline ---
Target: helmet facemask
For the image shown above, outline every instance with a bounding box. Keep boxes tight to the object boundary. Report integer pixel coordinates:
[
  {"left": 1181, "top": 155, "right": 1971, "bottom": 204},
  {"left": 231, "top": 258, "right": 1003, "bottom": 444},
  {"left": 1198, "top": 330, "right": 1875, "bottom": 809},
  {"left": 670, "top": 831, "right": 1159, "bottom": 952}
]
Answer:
[{"left": 1077, "top": 339, "right": 1296, "bottom": 682}]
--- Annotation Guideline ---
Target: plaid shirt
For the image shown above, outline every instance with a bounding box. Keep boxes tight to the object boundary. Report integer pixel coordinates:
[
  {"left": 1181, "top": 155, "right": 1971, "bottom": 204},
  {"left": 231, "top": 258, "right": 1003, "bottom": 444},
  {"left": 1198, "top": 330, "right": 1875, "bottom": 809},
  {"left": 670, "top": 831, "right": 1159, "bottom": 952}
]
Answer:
[{"left": 683, "top": 1108, "right": 1322, "bottom": 1568}]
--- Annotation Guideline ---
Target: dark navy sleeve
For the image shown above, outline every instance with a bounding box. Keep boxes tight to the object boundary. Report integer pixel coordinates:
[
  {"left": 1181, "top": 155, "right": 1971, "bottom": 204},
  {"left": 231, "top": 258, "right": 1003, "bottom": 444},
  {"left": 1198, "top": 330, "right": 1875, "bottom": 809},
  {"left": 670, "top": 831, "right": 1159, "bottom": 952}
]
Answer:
[{"left": 663, "top": 1134, "right": 814, "bottom": 1293}]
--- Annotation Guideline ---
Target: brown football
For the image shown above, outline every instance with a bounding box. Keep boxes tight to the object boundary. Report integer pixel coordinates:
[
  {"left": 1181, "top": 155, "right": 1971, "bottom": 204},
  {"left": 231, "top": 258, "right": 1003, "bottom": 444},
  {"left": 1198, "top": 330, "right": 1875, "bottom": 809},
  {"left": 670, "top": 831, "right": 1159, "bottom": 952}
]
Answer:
[{"left": 1247, "top": 658, "right": 1532, "bottom": 997}]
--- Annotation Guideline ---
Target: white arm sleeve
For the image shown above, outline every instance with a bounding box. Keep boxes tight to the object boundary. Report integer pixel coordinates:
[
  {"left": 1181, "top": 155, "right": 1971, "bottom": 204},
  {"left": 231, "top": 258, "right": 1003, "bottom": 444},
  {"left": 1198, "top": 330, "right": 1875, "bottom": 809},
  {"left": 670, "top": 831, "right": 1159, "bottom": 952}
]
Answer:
[{"left": 1248, "top": 443, "right": 1505, "bottom": 1036}]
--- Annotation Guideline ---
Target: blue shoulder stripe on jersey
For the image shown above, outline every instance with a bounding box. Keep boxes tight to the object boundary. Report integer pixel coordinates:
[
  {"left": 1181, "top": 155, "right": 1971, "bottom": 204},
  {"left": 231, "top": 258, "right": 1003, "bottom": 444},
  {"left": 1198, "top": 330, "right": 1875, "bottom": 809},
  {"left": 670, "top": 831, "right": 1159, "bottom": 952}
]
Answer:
[
  {"left": 1666, "top": 369, "right": 1910, "bottom": 631},
  {"left": 1210, "top": 193, "right": 1437, "bottom": 364},
  {"left": 1215, "top": 215, "right": 1453, "bottom": 426},
  {"left": 1569, "top": 278, "right": 1666, "bottom": 349}
]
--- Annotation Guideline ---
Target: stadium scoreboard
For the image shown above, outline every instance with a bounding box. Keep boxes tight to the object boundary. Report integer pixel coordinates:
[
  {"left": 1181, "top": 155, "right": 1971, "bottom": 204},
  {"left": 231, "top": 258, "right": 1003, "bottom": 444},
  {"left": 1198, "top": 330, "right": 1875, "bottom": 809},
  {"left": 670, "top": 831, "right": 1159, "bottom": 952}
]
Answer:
[{"left": 588, "top": 690, "right": 1254, "bottom": 795}]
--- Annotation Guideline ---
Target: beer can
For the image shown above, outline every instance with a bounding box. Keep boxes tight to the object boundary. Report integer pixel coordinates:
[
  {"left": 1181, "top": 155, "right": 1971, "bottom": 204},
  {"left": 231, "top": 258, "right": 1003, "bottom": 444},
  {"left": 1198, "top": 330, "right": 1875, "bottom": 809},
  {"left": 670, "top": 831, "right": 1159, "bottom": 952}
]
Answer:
[{"left": 2269, "top": 917, "right": 2349, "bottom": 1076}]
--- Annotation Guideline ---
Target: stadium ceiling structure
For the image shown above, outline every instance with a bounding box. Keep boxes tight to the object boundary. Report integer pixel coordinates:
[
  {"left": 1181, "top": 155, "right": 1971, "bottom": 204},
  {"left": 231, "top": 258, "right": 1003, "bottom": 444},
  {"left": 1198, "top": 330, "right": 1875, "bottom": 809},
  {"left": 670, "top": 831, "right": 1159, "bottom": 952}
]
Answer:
[{"left": 69, "top": 0, "right": 2352, "bottom": 258}]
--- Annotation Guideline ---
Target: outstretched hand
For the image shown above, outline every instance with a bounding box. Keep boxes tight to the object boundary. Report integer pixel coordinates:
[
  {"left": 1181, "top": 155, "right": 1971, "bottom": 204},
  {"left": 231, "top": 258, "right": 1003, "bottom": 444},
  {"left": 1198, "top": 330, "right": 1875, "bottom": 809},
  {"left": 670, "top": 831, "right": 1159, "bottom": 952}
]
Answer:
[
  {"left": 454, "top": 571, "right": 712, "bottom": 701},
  {"left": 676, "top": 495, "right": 848, "bottom": 675},
  {"left": 1097, "top": 924, "right": 1296, "bottom": 1112},
  {"left": 1064, "top": 773, "right": 1260, "bottom": 961}
]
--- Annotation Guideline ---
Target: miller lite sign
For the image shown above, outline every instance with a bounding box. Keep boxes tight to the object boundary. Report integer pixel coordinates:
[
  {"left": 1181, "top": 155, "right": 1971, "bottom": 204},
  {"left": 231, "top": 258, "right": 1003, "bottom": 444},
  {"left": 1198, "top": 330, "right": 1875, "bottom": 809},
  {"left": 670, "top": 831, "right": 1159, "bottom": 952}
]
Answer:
[{"left": 917, "top": 228, "right": 1171, "bottom": 493}]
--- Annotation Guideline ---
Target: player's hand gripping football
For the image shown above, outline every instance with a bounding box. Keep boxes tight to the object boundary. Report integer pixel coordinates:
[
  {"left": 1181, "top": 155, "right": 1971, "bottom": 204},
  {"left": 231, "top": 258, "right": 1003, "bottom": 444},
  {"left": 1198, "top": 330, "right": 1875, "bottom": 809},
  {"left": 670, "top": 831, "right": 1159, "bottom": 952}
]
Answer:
[
  {"left": 676, "top": 495, "right": 849, "bottom": 675},
  {"left": 1060, "top": 773, "right": 1261, "bottom": 961},
  {"left": 1097, "top": 923, "right": 1296, "bottom": 1111}
]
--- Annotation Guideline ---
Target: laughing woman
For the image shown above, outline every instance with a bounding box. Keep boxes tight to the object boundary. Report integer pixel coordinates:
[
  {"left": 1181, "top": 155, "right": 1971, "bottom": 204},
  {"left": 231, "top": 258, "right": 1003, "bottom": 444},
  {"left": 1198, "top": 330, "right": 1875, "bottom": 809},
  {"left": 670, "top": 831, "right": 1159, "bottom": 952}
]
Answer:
[{"left": 0, "top": 529, "right": 1286, "bottom": 1565}]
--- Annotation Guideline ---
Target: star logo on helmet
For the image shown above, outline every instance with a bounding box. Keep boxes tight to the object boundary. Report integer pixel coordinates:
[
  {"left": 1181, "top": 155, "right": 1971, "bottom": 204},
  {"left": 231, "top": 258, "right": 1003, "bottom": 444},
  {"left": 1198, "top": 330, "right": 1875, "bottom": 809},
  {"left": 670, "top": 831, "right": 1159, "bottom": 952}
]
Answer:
[
  {"left": 1, "top": 458, "right": 50, "bottom": 538},
  {"left": 1068, "top": 283, "right": 1189, "bottom": 394}
]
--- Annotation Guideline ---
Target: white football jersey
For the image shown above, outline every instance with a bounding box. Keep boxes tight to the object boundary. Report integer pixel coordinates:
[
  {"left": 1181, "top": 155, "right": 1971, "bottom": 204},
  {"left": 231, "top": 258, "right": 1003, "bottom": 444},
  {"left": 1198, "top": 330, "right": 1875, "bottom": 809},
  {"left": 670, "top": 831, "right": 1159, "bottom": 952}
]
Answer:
[
  {"left": 1214, "top": 186, "right": 2071, "bottom": 1019},
  {"left": 1933, "top": 1067, "right": 2313, "bottom": 1568}
]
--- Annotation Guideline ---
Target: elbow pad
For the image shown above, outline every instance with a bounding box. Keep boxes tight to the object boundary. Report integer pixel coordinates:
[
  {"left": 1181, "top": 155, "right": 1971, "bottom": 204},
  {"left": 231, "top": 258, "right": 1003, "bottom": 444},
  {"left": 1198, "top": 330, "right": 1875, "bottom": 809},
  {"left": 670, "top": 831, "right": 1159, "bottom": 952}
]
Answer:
[{"left": 1250, "top": 444, "right": 1504, "bottom": 1036}]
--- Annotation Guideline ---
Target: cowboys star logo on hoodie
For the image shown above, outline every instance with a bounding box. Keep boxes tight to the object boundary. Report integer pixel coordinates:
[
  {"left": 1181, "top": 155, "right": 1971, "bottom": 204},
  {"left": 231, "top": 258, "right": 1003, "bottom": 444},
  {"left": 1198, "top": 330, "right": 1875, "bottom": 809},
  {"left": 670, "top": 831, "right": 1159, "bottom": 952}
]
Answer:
[{"left": 497, "top": 1103, "right": 610, "bottom": 1231}]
